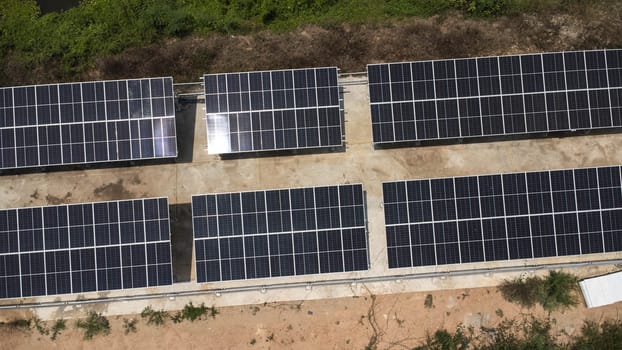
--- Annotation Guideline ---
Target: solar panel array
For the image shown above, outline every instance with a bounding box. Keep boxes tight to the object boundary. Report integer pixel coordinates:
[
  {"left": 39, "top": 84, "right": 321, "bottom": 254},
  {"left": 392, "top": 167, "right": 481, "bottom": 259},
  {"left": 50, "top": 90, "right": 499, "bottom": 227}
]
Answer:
[
  {"left": 383, "top": 166, "right": 622, "bottom": 268},
  {"left": 192, "top": 184, "right": 368, "bottom": 282},
  {"left": 0, "top": 198, "right": 172, "bottom": 298},
  {"left": 204, "top": 67, "right": 342, "bottom": 154},
  {"left": 368, "top": 49, "right": 622, "bottom": 144},
  {"left": 0, "top": 77, "right": 177, "bottom": 170}
]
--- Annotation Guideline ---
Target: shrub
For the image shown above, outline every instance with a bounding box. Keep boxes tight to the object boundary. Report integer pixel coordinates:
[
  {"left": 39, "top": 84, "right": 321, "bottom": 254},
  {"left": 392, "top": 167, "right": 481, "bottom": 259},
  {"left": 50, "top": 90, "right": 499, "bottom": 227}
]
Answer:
[
  {"left": 414, "top": 326, "right": 471, "bottom": 350},
  {"left": 424, "top": 294, "right": 434, "bottom": 309},
  {"left": 498, "top": 275, "right": 541, "bottom": 308},
  {"left": 75, "top": 311, "right": 110, "bottom": 340},
  {"left": 535, "top": 270, "right": 578, "bottom": 311},
  {"left": 50, "top": 319, "right": 66, "bottom": 340},
  {"left": 499, "top": 271, "right": 578, "bottom": 311},
  {"left": 171, "top": 302, "right": 218, "bottom": 323},
  {"left": 141, "top": 306, "right": 169, "bottom": 326},
  {"left": 572, "top": 319, "right": 622, "bottom": 349},
  {"left": 123, "top": 318, "right": 137, "bottom": 334}
]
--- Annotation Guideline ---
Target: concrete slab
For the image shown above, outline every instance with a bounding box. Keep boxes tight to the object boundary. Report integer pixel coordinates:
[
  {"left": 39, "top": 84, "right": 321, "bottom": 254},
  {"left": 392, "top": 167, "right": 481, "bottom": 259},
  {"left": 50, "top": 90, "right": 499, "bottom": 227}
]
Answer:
[{"left": 1, "top": 76, "right": 621, "bottom": 319}]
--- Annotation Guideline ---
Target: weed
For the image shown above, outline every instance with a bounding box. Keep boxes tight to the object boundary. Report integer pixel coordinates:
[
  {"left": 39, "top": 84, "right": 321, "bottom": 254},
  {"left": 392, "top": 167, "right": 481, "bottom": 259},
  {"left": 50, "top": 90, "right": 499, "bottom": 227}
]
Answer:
[
  {"left": 50, "top": 319, "right": 66, "bottom": 340},
  {"left": 495, "top": 308, "right": 504, "bottom": 318},
  {"left": 424, "top": 294, "right": 434, "bottom": 309},
  {"left": 32, "top": 316, "right": 49, "bottom": 336},
  {"left": 141, "top": 306, "right": 169, "bottom": 326},
  {"left": 123, "top": 318, "right": 137, "bottom": 334},
  {"left": 182, "top": 302, "right": 207, "bottom": 321},
  {"left": 499, "top": 271, "right": 578, "bottom": 311},
  {"left": 75, "top": 311, "right": 111, "bottom": 340}
]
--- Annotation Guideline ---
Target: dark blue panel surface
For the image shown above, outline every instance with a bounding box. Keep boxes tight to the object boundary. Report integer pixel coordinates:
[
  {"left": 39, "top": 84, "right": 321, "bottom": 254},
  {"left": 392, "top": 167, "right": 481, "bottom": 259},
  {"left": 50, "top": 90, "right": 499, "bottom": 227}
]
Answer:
[
  {"left": 369, "top": 50, "right": 622, "bottom": 145},
  {"left": 0, "top": 197, "right": 172, "bottom": 299},
  {"left": 383, "top": 166, "right": 622, "bottom": 269},
  {"left": 193, "top": 184, "right": 368, "bottom": 282}
]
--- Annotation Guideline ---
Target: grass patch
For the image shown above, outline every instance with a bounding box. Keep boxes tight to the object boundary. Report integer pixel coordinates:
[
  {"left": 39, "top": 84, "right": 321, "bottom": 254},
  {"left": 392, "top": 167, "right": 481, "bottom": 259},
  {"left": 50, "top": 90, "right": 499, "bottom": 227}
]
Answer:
[
  {"left": 172, "top": 302, "right": 218, "bottom": 323},
  {"left": 75, "top": 311, "right": 110, "bottom": 340},
  {"left": 0, "top": 0, "right": 596, "bottom": 83},
  {"left": 498, "top": 270, "right": 579, "bottom": 311},
  {"left": 50, "top": 319, "right": 66, "bottom": 340},
  {"left": 141, "top": 306, "right": 169, "bottom": 326}
]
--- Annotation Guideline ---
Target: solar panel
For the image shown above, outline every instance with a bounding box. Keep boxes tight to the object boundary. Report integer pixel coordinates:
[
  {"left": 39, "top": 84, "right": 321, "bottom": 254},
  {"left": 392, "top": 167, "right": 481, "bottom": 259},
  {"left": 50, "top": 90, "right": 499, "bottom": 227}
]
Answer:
[
  {"left": 192, "top": 184, "right": 368, "bottom": 282},
  {"left": 383, "top": 166, "right": 622, "bottom": 268},
  {"left": 0, "top": 77, "right": 177, "bottom": 170},
  {"left": 368, "top": 49, "right": 622, "bottom": 144},
  {"left": 203, "top": 67, "right": 342, "bottom": 154},
  {"left": 0, "top": 197, "right": 172, "bottom": 298}
]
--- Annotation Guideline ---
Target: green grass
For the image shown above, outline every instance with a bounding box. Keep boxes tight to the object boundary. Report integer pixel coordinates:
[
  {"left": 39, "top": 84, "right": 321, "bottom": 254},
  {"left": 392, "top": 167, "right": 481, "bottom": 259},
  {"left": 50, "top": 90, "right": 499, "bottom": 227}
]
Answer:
[
  {"left": 140, "top": 306, "right": 169, "bottom": 326},
  {"left": 498, "top": 270, "right": 579, "bottom": 311},
  {"left": 50, "top": 319, "right": 66, "bottom": 340},
  {"left": 0, "top": 0, "right": 590, "bottom": 82},
  {"left": 75, "top": 311, "right": 110, "bottom": 340}
]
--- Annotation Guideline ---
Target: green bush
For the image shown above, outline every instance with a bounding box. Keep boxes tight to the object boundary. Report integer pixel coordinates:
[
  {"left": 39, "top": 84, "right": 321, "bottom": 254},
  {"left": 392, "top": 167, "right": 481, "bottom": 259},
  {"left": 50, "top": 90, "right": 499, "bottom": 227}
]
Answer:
[
  {"left": 171, "top": 302, "right": 218, "bottom": 323},
  {"left": 50, "top": 319, "right": 66, "bottom": 340},
  {"left": 123, "top": 318, "right": 138, "bottom": 334},
  {"left": 415, "top": 326, "right": 471, "bottom": 350},
  {"left": 499, "top": 275, "right": 542, "bottom": 308},
  {"left": 141, "top": 306, "right": 169, "bottom": 326},
  {"left": 572, "top": 319, "right": 622, "bottom": 349},
  {"left": 499, "top": 271, "right": 578, "bottom": 311},
  {"left": 75, "top": 311, "right": 110, "bottom": 340}
]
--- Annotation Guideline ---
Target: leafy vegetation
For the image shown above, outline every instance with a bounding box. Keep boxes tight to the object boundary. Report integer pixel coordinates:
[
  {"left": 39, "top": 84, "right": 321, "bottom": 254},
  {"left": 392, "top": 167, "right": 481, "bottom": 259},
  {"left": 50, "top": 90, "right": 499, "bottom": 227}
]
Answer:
[
  {"left": 123, "top": 318, "right": 138, "bottom": 334},
  {"left": 415, "top": 326, "right": 472, "bottom": 350},
  {"left": 414, "top": 317, "right": 622, "bottom": 349},
  {"left": 141, "top": 306, "right": 169, "bottom": 326},
  {"left": 0, "top": 0, "right": 589, "bottom": 83},
  {"left": 50, "top": 319, "right": 67, "bottom": 340},
  {"left": 424, "top": 294, "right": 434, "bottom": 309},
  {"left": 32, "top": 316, "right": 49, "bottom": 336},
  {"left": 499, "top": 270, "right": 579, "bottom": 311},
  {"left": 171, "top": 302, "right": 218, "bottom": 323},
  {"left": 572, "top": 319, "right": 622, "bottom": 349},
  {"left": 75, "top": 311, "right": 111, "bottom": 340},
  {"left": 1, "top": 318, "right": 31, "bottom": 330}
]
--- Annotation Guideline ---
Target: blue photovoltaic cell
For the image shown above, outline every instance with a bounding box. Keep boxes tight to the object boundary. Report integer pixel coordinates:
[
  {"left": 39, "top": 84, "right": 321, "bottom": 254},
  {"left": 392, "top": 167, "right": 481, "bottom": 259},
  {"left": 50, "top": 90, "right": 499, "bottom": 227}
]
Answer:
[
  {"left": 0, "top": 197, "right": 172, "bottom": 299},
  {"left": 368, "top": 49, "right": 622, "bottom": 144},
  {"left": 204, "top": 67, "right": 342, "bottom": 154},
  {"left": 0, "top": 77, "right": 177, "bottom": 170},
  {"left": 192, "top": 184, "right": 368, "bottom": 282},
  {"left": 383, "top": 165, "right": 622, "bottom": 268}
]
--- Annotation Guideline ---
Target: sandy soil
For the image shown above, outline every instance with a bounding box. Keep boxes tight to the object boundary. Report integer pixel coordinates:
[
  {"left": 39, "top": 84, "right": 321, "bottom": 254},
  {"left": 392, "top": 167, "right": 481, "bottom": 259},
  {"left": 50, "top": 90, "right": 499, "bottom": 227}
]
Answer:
[{"left": 2, "top": 285, "right": 621, "bottom": 349}]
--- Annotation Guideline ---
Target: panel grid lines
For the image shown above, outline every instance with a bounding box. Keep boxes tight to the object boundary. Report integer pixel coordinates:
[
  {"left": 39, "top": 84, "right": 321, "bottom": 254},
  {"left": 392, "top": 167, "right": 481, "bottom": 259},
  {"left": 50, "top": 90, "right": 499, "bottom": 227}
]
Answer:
[
  {"left": 192, "top": 184, "right": 369, "bottom": 282},
  {"left": 0, "top": 198, "right": 173, "bottom": 298},
  {"left": 0, "top": 77, "right": 177, "bottom": 170},
  {"left": 383, "top": 166, "right": 622, "bottom": 269},
  {"left": 369, "top": 49, "right": 622, "bottom": 144},
  {"left": 204, "top": 67, "right": 343, "bottom": 154}
]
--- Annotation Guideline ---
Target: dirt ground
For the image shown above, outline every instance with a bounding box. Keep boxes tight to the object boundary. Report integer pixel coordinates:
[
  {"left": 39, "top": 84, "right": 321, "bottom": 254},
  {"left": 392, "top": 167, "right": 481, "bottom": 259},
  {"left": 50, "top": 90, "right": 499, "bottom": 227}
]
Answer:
[{"left": 2, "top": 283, "right": 622, "bottom": 350}]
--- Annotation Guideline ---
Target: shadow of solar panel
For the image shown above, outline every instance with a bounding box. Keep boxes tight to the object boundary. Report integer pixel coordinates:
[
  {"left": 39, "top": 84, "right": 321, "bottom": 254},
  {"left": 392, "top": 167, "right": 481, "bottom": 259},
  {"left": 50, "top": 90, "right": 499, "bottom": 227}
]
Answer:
[
  {"left": 383, "top": 165, "right": 622, "bottom": 269},
  {"left": 204, "top": 67, "right": 342, "bottom": 154},
  {"left": 192, "top": 184, "right": 368, "bottom": 283},
  {"left": 0, "top": 197, "right": 173, "bottom": 299},
  {"left": 368, "top": 49, "right": 622, "bottom": 145},
  {"left": 0, "top": 77, "right": 177, "bottom": 170}
]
